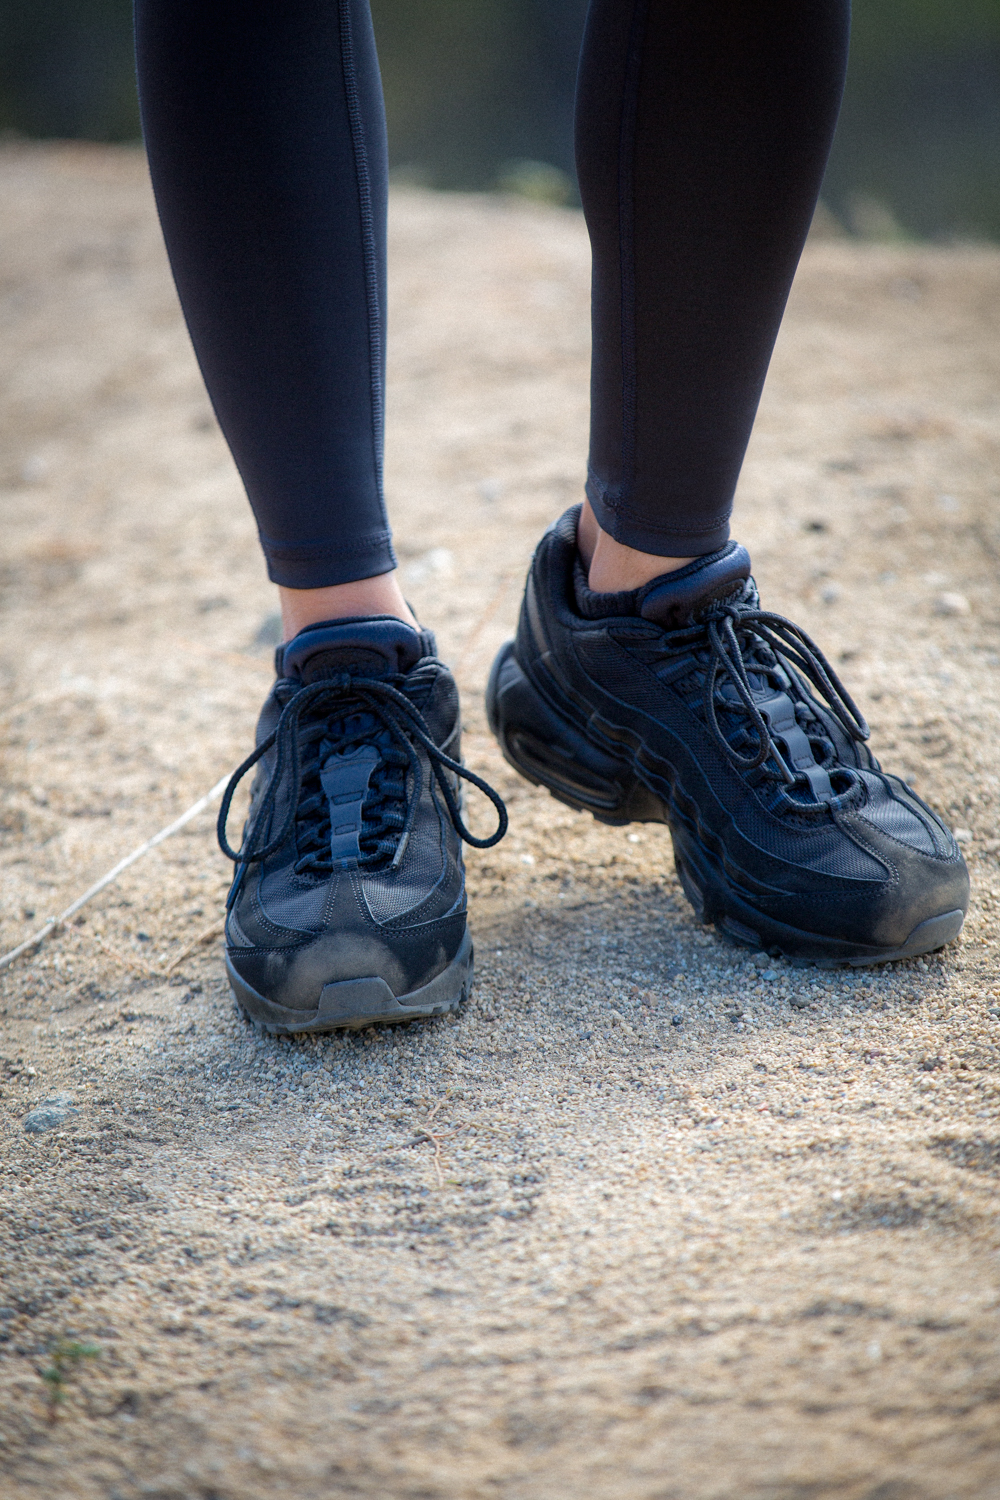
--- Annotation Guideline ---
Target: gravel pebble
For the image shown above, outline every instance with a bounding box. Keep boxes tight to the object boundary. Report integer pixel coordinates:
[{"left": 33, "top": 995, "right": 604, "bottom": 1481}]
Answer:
[{"left": 23, "top": 1094, "right": 78, "bottom": 1135}]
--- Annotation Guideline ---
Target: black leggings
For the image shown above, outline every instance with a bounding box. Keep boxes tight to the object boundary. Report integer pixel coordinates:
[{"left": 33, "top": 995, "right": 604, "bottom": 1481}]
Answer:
[{"left": 135, "top": 0, "right": 849, "bottom": 588}]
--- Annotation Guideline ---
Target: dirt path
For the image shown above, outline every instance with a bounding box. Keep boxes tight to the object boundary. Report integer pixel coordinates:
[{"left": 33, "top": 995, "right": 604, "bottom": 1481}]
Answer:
[{"left": 1, "top": 142, "right": 999, "bottom": 1500}]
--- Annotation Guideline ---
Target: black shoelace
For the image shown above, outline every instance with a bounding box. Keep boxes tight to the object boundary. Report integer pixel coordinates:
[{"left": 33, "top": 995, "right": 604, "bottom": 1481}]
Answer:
[
  {"left": 218, "top": 673, "right": 507, "bottom": 879},
  {"left": 682, "top": 592, "right": 870, "bottom": 784}
]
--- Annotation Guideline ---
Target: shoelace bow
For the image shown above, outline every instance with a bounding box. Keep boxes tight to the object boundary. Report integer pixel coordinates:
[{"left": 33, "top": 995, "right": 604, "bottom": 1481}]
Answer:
[
  {"left": 690, "top": 595, "right": 870, "bottom": 783},
  {"left": 217, "top": 673, "right": 507, "bottom": 876}
]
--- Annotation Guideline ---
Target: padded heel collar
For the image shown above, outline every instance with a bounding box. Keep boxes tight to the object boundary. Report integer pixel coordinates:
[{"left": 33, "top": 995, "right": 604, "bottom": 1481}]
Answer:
[{"left": 639, "top": 543, "right": 752, "bottom": 630}]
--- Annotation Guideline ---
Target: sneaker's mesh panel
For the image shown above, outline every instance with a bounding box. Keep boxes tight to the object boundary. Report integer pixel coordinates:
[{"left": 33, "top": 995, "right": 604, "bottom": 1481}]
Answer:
[
  {"left": 855, "top": 793, "right": 942, "bottom": 857},
  {"left": 360, "top": 846, "right": 448, "bottom": 925},
  {"left": 360, "top": 856, "right": 450, "bottom": 924},
  {"left": 257, "top": 866, "right": 337, "bottom": 934},
  {"left": 797, "top": 831, "right": 890, "bottom": 880}
]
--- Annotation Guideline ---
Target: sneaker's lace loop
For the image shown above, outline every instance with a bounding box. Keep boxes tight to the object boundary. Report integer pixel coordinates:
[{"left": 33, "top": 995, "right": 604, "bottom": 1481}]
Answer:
[
  {"left": 217, "top": 673, "right": 507, "bottom": 868},
  {"left": 700, "top": 598, "right": 869, "bottom": 779}
]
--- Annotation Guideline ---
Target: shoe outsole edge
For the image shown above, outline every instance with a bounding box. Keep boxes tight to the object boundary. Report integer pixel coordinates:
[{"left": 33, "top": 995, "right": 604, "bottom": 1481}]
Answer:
[{"left": 228, "top": 930, "right": 473, "bottom": 1034}]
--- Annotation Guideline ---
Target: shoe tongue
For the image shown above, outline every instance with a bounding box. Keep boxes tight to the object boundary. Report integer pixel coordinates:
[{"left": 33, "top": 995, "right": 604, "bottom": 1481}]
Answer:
[
  {"left": 637, "top": 542, "right": 752, "bottom": 630},
  {"left": 278, "top": 616, "right": 434, "bottom": 684}
]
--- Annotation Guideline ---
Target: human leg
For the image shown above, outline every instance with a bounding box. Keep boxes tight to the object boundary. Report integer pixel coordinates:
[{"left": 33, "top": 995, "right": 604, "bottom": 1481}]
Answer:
[
  {"left": 489, "top": 0, "right": 969, "bottom": 962},
  {"left": 135, "top": 0, "right": 413, "bottom": 631},
  {"left": 136, "top": 0, "right": 504, "bottom": 1029},
  {"left": 577, "top": 0, "right": 851, "bottom": 571}
]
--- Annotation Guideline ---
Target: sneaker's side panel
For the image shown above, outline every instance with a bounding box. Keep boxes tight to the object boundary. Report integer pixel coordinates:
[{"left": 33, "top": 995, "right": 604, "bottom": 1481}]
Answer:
[{"left": 488, "top": 512, "right": 969, "bottom": 964}]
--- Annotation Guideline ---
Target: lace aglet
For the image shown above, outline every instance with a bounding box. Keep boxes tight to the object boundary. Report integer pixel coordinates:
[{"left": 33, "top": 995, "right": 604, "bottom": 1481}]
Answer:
[{"left": 390, "top": 831, "right": 410, "bottom": 870}]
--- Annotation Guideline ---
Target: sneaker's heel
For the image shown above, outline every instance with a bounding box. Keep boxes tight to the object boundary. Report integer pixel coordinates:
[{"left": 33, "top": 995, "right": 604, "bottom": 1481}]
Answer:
[{"left": 486, "top": 641, "right": 653, "bottom": 825}]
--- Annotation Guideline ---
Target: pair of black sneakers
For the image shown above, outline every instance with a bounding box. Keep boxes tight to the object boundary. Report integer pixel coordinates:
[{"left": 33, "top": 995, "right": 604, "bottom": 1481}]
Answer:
[{"left": 219, "top": 508, "right": 968, "bottom": 1033}]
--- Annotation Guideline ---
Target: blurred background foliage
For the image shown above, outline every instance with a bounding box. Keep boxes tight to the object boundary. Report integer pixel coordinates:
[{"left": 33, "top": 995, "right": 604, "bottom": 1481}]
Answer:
[{"left": 0, "top": 0, "right": 998, "bottom": 239}]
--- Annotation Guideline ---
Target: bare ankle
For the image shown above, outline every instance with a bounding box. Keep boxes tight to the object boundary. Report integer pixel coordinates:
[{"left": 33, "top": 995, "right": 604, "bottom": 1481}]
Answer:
[
  {"left": 577, "top": 499, "right": 695, "bottom": 593},
  {"left": 278, "top": 573, "right": 417, "bottom": 640}
]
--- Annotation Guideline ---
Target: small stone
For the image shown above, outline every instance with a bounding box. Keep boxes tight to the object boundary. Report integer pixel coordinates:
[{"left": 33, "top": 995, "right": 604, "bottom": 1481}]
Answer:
[
  {"left": 953, "top": 827, "right": 973, "bottom": 844},
  {"left": 934, "top": 591, "right": 970, "bottom": 617},
  {"left": 789, "top": 997, "right": 810, "bottom": 1011},
  {"left": 24, "top": 1094, "right": 79, "bottom": 1135},
  {"left": 820, "top": 584, "right": 841, "bottom": 605},
  {"left": 761, "top": 969, "right": 778, "bottom": 982},
  {"left": 671, "top": 1015, "right": 684, "bottom": 1027}
]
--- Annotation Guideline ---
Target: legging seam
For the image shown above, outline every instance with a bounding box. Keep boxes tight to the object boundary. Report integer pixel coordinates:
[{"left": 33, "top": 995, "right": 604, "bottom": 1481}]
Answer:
[
  {"left": 617, "top": 0, "right": 649, "bottom": 501},
  {"left": 338, "top": 0, "right": 384, "bottom": 500}
]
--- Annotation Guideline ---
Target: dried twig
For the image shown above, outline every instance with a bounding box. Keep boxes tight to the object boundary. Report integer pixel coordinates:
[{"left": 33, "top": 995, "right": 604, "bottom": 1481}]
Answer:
[
  {"left": 419, "top": 1130, "right": 448, "bottom": 1188},
  {"left": 417, "top": 1099, "right": 455, "bottom": 1186},
  {"left": 164, "top": 918, "right": 226, "bottom": 975},
  {"left": 0, "top": 772, "right": 231, "bottom": 974}
]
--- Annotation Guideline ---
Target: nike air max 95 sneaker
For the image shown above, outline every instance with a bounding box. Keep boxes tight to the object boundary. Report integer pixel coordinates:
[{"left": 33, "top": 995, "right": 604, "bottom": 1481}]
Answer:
[
  {"left": 219, "top": 616, "right": 506, "bottom": 1032},
  {"left": 487, "top": 508, "right": 968, "bottom": 966}
]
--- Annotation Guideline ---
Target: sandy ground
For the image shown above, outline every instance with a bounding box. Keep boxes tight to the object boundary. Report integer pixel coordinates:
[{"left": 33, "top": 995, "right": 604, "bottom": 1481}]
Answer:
[{"left": 1, "top": 142, "right": 1000, "bottom": 1500}]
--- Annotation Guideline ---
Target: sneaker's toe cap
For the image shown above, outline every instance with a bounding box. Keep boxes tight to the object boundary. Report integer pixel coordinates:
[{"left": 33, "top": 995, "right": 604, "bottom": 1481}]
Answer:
[{"left": 227, "top": 912, "right": 467, "bottom": 1015}]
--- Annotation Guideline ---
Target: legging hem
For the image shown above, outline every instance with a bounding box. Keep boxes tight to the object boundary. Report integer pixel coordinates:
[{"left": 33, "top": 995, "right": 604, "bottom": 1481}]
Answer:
[
  {"left": 586, "top": 475, "right": 731, "bottom": 558},
  {"left": 262, "top": 535, "right": 397, "bottom": 590}
]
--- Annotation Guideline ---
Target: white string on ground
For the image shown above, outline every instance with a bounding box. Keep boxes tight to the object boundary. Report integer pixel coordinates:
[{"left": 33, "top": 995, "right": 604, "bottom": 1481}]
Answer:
[{"left": 0, "top": 771, "right": 232, "bottom": 974}]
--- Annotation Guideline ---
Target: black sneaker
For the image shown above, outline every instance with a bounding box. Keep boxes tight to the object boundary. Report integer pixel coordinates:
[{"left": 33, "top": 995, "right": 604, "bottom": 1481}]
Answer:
[
  {"left": 218, "top": 616, "right": 506, "bottom": 1032},
  {"left": 487, "top": 507, "right": 968, "bottom": 966}
]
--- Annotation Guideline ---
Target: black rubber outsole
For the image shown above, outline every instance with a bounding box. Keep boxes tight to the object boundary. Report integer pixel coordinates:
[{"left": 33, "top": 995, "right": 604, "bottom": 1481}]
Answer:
[
  {"left": 486, "top": 641, "right": 964, "bottom": 969},
  {"left": 228, "top": 930, "right": 474, "bottom": 1035}
]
